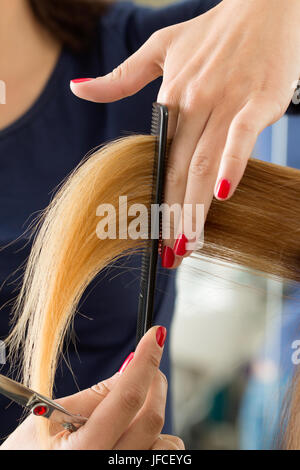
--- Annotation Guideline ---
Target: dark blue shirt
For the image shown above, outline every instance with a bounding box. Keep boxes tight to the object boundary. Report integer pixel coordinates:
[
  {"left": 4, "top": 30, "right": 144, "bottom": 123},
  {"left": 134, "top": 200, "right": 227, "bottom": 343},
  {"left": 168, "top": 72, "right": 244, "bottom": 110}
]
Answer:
[{"left": 0, "top": 0, "right": 219, "bottom": 440}]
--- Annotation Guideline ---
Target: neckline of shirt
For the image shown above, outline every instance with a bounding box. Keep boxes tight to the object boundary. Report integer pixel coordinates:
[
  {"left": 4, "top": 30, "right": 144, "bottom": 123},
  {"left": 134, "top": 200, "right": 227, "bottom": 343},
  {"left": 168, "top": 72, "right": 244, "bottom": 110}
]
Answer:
[{"left": 0, "top": 47, "right": 67, "bottom": 141}]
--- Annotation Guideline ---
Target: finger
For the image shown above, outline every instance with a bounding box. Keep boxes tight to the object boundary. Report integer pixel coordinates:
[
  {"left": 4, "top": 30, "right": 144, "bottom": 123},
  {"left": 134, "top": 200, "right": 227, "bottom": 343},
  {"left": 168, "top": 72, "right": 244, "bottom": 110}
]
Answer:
[
  {"left": 173, "top": 107, "right": 233, "bottom": 259},
  {"left": 158, "top": 101, "right": 211, "bottom": 269},
  {"left": 151, "top": 434, "right": 185, "bottom": 450},
  {"left": 90, "top": 372, "right": 120, "bottom": 398},
  {"left": 49, "top": 373, "right": 121, "bottom": 439},
  {"left": 214, "top": 96, "right": 282, "bottom": 201},
  {"left": 55, "top": 373, "right": 120, "bottom": 419},
  {"left": 114, "top": 370, "right": 168, "bottom": 450},
  {"left": 70, "top": 31, "right": 166, "bottom": 103},
  {"left": 160, "top": 434, "right": 185, "bottom": 449},
  {"left": 71, "top": 326, "right": 167, "bottom": 449}
]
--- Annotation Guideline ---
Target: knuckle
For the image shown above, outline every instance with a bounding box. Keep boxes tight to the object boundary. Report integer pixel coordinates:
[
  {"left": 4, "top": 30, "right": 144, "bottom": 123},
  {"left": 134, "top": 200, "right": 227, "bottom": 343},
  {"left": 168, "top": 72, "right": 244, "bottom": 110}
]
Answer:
[
  {"left": 148, "top": 352, "right": 161, "bottom": 370},
  {"left": 184, "top": 85, "right": 210, "bottom": 109},
  {"left": 189, "top": 153, "right": 213, "bottom": 178},
  {"left": 181, "top": 99, "right": 196, "bottom": 117},
  {"left": 173, "top": 436, "right": 185, "bottom": 450},
  {"left": 233, "top": 118, "right": 257, "bottom": 135},
  {"left": 149, "top": 29, "right": 161, "bottom": 42},
  {"left": 162, "top": 440, "right": 178, "bottom": 450},
  {"left": 159, "top": 82, "right": 178, "bottom": 105},
  {"left": 267, "top": 98, "right": 285, "bottom": 123},
  {"left": 275, "top": 98, "right": 287, "bottom": 117},
  {"left": 251, "top": 94, "right": 285, "bottom": 126},
  {"left": 110, "top": 62, "right": 126, "bottom": 81},
  {"left": 145, "top": 410, "right": 165, "bottom": 435},
  {"left": 182, "top": 87, "right": 212, "bottom": 116},
  {"left": 120, "top": 385, "right": 144, "bottom": 412},
  {"left": 150, "top": 25, "right": 174, "bottom": 48},
  {"left": 158, "top": 370, "right": 168, "bottom": 387},
  {"left": 182, "top": 88, "right": 199, "bottom": 113},
  {"left": 110, "top": 61, "right": 132, "bottom": 97},
  {"left": 165, "top": 162, "right": 182, "bottom": 186},
  {"left": 227, "top": 153, "right": 244, "bottom": 165}
]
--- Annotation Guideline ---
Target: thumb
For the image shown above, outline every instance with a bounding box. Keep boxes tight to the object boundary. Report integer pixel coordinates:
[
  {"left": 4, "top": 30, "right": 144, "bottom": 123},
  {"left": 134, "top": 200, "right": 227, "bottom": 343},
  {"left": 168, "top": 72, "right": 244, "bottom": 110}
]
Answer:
[
  {"left": 49, "top": 373, "right": 121, "bottom": 441},
  {"left": 70, "top": 32, "right": 165, "bottom": 103}
]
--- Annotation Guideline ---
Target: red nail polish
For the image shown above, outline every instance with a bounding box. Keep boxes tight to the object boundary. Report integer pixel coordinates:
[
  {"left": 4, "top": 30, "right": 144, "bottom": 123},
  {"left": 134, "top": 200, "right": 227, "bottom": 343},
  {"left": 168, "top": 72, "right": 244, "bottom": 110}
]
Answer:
[
  {"left": 161, "top": 246, "right": 175, "bottom": 268},
  {"left": 174, "top": 233, "right": 188, "bottom": 256},
  {"left": 119, "top": 352, "right": 134, "bottom": 373},
  {"left": 71, "top": 78, "right": 94, "bottom": 83},
  {"left": 156, "top": 326, "right": 167, "bottom": 347},
  {"left": 216, "top": 179, "right": 231, "bottom": 200}
]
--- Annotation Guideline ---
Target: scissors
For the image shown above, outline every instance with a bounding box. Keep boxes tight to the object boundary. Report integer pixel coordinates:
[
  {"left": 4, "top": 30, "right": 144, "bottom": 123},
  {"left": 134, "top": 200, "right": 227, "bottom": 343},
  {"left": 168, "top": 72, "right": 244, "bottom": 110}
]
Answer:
[{"left": 0, "top": 374, "right": 87, "bottom": 432}]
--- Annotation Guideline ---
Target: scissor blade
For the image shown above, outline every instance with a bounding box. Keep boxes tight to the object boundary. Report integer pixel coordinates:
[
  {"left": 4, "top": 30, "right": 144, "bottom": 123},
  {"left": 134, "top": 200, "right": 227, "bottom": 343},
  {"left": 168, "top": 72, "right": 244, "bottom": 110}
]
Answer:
[{"left": 0, "top": 374, "right": 34, "bottom": 408}]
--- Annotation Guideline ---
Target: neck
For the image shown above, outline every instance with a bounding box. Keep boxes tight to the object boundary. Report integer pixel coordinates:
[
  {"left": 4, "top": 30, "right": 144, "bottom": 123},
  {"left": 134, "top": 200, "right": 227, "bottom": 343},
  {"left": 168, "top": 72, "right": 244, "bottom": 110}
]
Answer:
[{"left": 0, "top": 0, "right": 60, "bottom": 80}]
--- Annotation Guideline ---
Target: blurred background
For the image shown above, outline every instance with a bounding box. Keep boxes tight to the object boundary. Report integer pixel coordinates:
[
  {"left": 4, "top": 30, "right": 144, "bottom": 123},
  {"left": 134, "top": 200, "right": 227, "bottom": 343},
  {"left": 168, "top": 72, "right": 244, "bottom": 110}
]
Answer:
[{"left": 135, "top": 0, "right": 300, "bottom": 450}]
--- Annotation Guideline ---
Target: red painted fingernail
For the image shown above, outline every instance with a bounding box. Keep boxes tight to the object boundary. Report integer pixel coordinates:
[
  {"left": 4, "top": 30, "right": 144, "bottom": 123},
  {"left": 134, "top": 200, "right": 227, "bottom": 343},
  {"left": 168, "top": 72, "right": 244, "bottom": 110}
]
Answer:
[
  {"left": 174, "top": 233, "right": 188, "bottom": 256},
  {"left": 216, "top": 179, "right": 231, "bottom": 200},
  {"left": 156, "top": 326, "right": 167, "bottom": 347},
  {"left": 161, "top": 246, "right": 175, "bottom": 268},
  {"left": 71, "top": 78, "right": 94, "bottom": 83},
  {"left": 119, "top": 352, "right": 134, "bottom": 373}
]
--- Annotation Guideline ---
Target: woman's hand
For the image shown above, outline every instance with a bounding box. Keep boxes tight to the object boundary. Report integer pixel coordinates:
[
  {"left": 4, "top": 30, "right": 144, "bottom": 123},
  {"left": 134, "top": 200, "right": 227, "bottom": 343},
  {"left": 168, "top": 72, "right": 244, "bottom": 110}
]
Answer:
[
  {"left": 1, "top": 326, "right": 184, "bottom": 450},
  {"left": 70, "top": 0, "right": 300, "bottom": 267}
]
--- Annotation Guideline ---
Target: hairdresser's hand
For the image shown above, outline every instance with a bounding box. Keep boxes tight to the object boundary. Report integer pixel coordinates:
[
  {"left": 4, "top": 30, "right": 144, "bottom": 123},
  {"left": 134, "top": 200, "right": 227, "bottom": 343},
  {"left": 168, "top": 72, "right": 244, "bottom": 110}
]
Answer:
[
  {"left": 1, "top": 326, "right": 184, "bottom": 451},
  {"left": 70, "top": 0, "right": 300, "bottom": 266}
]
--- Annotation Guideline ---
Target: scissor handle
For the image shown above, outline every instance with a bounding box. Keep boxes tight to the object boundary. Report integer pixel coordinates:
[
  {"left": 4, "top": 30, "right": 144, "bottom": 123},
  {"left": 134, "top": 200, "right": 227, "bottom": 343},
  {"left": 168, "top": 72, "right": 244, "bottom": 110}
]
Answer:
[
  {"left": 28, "top": 393, "right": 88, "bottom": 432},
  {"left": 0, "top": 374, "right": 87, "bottom": 433}
]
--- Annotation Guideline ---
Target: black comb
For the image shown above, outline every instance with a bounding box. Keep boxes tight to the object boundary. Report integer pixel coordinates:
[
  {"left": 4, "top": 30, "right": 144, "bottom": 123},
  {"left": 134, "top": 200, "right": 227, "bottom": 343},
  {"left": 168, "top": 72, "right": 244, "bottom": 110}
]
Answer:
[{"left": 135, "top": 102, "right": 168, "bottom": 346}]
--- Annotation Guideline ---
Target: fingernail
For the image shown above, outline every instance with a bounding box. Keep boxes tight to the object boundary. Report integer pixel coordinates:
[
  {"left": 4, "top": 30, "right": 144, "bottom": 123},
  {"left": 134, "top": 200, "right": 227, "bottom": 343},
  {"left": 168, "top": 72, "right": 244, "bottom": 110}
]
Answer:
[
  {"left": 71, "top": 78, "right": 94, "bottom": 83},
  {"left": 156, "top": 326, "right": 167, "bottom": 348},
  {"left": 119, "top": 352, "right": 134, "bottom": 374},
  {"left": 216, "top": 179, "right": 231, "bottom": 200},
  {"left": 161, "top": 246, "right": 175, "bottom": 268},
  {"left": 174, "top": 233, "right": 188, "bottom": 256}
]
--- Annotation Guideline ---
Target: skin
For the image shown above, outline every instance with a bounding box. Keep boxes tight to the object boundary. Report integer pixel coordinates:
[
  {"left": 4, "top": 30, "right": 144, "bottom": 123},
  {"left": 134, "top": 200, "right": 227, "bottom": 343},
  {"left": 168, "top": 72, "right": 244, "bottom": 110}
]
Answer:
[
  {"left": 0, "top": 0, "right": 60, "bottom": 131},
  {"left": 71, "top": 0, "right": 300, "bottom": 268},
  {"left": 1, "top": 327, "right": 184, "bottom": 450},
  {"left": 1, "top": 0, "right": 300, "bottom": 448},
  {"left": 0, "top": 0, "right": 183, "bottom": 450}
]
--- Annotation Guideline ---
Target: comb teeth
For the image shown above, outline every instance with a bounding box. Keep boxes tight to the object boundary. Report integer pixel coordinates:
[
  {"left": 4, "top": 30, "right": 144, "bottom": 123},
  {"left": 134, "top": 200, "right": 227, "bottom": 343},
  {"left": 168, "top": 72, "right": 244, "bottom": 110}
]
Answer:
[
  {"left": 150, "top": 103, "right": 163, "bottom": 250},
  {"left": 151, "top": 103, "right": 167, "bottom": 255},
  {"left": 135, "top": 103, "right": 169, "bottom": 346},
  {"left": 151, "top": 103, "right": 160, "bottom": 136}
]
